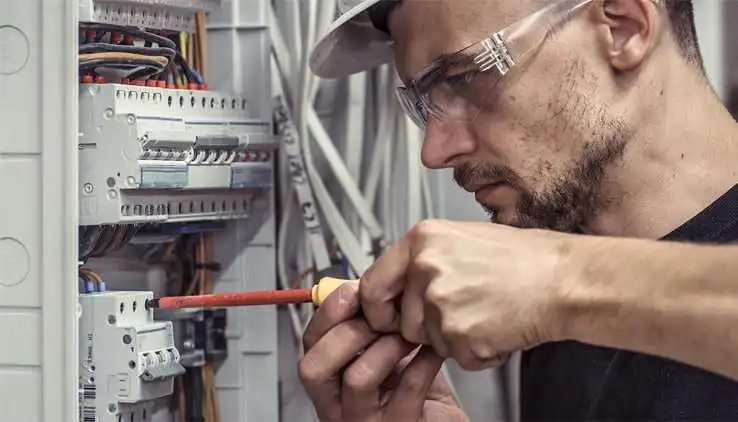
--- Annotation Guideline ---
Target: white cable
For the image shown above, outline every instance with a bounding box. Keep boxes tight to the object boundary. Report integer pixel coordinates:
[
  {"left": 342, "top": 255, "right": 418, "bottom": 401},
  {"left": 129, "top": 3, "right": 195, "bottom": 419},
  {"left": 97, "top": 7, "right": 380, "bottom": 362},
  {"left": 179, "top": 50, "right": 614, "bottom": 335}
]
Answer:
[
  {"left": 298, "top": 229, "right": 315, "bottom": 322},
  {"left": 343, "top": 72, "right": 367, "bottom": 230},
  {"left": 307, "top": 108, "right": 384, "bottom": 240},
  {"left": 363, "top": 66, "right": 395, "bottom": 209},
  {"left": 381, "top": 113, "right": 397, "bottom": 241},
  {"left": 309, "top": 166, "right": 374, "bottom": 273},
  {"left": 274, "top": 95, "right": 333, "bottom": 271},
  {"left": 274, "top": 65, "right": 372, "bottom": 273}
]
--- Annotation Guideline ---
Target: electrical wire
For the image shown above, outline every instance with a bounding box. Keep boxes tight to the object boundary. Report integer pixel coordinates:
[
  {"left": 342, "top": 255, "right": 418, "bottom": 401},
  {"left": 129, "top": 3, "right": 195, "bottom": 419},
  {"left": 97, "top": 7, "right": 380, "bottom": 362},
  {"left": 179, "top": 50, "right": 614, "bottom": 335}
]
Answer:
[
  {"left": 79, "top": 53, "right": 168, "bottom": 79},
  {"left": 195, "top": 11, "right": 208, "bottom": 80},
  {"left": 79, "top": 43, "right": 176, "bottom": 62},
  {"left": 79, "top": 22, "right": 176, "bottom": 49}
]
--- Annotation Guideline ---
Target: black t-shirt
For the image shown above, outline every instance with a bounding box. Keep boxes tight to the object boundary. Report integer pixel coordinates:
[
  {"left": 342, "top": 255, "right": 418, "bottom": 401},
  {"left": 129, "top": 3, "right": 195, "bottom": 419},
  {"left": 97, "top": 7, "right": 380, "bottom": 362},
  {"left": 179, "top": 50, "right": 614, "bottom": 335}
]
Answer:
[{"left": 520, "top": 184, "right": 738, "bottom": 421}]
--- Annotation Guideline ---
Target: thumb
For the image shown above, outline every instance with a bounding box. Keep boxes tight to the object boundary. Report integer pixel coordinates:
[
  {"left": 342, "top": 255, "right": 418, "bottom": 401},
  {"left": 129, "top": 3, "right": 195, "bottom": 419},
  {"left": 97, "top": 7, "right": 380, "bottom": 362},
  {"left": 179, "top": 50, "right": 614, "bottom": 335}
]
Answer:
[{"left": 384, "top": 346, "right": 444, "bottom": 420}]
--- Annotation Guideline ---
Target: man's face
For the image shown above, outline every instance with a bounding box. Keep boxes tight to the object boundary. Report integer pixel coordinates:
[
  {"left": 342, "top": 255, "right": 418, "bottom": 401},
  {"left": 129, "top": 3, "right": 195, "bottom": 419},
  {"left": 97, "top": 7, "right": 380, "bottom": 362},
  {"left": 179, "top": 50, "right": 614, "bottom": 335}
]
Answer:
[{"left": 389, "top": 0, "right": 632, "bottom": 232}]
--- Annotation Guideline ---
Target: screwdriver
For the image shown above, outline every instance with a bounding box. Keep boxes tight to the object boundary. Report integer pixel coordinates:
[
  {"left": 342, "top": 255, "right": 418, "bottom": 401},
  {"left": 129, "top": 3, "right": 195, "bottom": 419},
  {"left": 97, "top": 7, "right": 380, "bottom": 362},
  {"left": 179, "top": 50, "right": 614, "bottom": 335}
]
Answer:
[{"left": 144, "top": 277, "right": 357, "bottom": 310}]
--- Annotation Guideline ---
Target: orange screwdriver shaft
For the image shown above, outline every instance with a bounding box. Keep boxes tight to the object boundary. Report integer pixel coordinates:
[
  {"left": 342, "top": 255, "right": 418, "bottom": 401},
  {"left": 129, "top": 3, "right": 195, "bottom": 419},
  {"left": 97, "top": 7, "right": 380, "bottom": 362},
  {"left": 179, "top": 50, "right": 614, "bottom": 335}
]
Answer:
[
  {"left": 145, "top": 277, "right": 358, "bottom": 310},
  {"left": 147, "top": 288, "right": 313, "bottom": 310}
]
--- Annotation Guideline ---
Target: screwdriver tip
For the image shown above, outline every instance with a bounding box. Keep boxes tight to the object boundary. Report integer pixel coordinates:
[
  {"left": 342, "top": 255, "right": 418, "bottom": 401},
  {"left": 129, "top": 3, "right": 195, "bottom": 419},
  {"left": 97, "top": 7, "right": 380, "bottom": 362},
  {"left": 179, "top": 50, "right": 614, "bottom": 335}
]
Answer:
[{"left": 145, "top": 298, "right": 159, "bottom": 310}]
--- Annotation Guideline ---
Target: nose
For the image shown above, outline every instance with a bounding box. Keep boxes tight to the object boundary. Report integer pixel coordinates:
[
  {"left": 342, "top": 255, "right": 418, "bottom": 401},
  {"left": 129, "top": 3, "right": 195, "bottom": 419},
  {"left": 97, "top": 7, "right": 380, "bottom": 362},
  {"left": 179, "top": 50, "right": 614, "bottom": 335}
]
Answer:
[{"left": 420, "top": 117, "right": 477, "bottom": 169}]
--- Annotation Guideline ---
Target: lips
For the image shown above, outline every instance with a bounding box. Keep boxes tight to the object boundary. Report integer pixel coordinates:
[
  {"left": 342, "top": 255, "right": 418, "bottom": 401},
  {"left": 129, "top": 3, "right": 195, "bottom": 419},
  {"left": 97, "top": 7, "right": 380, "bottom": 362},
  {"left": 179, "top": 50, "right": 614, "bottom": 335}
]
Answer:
[{"left": 473, "top": 182, "right": 503, "bottom": 201}]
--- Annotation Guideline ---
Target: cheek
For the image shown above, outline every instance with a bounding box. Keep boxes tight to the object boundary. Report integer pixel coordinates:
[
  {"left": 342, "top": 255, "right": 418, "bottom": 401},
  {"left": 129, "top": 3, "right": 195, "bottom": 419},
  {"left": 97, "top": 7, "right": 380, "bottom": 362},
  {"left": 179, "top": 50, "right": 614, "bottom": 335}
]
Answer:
[{"left": 469, "top": 89, "right": 580, "bottom": 188}]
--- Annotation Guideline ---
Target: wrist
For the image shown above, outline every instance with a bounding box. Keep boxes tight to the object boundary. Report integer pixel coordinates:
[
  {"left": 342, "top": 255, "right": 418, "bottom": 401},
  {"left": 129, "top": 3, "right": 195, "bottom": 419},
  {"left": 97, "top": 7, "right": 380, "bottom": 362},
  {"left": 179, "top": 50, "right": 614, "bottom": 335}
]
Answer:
[{"left": 547, "top": 234, "right": 621, "bottom": 343}]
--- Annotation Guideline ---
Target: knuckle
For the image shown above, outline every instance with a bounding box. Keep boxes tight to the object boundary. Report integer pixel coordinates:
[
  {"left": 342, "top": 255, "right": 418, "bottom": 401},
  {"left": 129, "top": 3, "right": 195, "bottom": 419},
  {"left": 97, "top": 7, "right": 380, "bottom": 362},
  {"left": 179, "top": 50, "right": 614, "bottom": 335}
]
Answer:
[
  {"left": 414, "top": 252, "right": 439, "bottom": 273},
  {"left": 440, "top": 317, "right": 462, "bottom": 338},
  {"left": 297, "top": 355, "right": 326, "bottom": 386},
  {"left": 424, "top": 284, "right": 448, "bottom": 306},
  {"left": 409, "top": 219, "right": 438, "bottom": 238},
  {"left": 342, "top": 362, "right": 376, "bottom": 393}
]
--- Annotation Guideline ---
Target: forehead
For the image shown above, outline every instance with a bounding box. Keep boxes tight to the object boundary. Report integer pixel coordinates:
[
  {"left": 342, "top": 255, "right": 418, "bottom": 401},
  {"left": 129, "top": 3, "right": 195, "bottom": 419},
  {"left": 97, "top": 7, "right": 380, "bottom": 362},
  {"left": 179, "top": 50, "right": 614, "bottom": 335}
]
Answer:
[{"left": 388, "top": 0, "right": 537, "bottom": 81}]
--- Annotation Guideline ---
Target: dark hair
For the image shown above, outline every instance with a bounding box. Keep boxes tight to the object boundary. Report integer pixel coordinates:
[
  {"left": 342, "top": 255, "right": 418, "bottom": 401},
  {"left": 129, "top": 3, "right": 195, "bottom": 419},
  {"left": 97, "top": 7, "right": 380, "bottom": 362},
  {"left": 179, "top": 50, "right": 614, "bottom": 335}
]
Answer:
[{"left": 665, "top": 0, "right": 704, "bottom": 71}]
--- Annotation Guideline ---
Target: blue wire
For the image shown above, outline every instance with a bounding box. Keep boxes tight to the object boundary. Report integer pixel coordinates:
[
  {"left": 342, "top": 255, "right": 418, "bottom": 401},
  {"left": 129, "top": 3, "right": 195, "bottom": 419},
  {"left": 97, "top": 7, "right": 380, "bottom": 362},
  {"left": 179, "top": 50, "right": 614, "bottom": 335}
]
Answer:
[
  {"left": 80, "top": 273, "right": 94, "bottom": 294},
  {"left": 190, "top": 68, "right": 205, "bottom": 85}
]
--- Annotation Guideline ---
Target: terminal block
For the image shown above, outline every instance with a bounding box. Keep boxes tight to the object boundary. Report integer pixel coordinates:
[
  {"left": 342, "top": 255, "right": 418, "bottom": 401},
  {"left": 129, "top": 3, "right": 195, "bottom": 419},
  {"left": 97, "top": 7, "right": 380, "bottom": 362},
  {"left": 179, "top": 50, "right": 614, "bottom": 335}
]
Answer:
[
  {"left": 78, "top": 83, "right": 277, "bottom": 226},
  {"left": 79, "top": 0, "right": 222, "bottom": 32},
  {"left": 79, "top": 291, "right": 186, "bottom": 422},
  {"left": 174, "top": 308, "right": 228, "bottom": 367}
]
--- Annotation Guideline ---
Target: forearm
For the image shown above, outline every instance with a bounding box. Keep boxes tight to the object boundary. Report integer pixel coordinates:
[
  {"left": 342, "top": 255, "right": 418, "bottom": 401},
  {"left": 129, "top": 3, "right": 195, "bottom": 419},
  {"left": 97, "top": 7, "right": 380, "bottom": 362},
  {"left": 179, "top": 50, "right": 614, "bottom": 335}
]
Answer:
[{"left": 560, "top": 236, "right": 738, "bottom": 380}]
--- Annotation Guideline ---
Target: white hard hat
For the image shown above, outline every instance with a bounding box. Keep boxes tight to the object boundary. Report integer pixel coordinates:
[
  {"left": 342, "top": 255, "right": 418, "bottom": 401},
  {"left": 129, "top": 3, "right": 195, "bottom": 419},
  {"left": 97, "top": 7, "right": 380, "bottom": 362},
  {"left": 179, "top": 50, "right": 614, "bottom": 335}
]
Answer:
[{"left": 309, "top": 0, "right": 399, "bottom": 79}]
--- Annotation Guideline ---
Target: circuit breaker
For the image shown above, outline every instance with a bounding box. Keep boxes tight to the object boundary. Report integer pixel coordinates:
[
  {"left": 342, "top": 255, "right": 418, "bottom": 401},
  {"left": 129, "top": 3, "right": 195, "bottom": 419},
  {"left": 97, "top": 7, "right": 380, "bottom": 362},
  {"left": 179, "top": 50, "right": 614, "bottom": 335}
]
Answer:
[
  {"left": 79, "top": 291, "right": 185, "bottom": 422},
  {"left": 78, "top": 82, "right": 276, "bottom": 226}
]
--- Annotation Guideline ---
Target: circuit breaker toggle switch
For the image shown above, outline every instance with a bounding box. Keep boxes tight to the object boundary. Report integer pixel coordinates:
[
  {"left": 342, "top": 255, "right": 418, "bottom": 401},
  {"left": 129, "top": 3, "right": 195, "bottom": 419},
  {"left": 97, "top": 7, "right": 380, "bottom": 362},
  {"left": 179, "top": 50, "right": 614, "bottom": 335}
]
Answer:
[{"left": 140, "top": 348, "right": 185, "bottom": 382}]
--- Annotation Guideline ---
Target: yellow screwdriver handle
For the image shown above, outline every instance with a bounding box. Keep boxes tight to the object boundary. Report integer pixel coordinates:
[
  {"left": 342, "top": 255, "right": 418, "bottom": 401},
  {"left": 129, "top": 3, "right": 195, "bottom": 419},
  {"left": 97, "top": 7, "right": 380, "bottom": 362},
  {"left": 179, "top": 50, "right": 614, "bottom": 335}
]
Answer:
[{"left": 312, "top": 277, "right": 359, "bottom": 306}]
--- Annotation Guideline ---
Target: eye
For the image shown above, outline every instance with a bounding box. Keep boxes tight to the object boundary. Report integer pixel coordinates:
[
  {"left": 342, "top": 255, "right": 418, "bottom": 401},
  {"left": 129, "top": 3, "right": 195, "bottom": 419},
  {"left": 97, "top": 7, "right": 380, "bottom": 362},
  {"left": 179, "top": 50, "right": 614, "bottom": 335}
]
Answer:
[{"left": 443, "top": 71, "right": 479, "bottom": 90}]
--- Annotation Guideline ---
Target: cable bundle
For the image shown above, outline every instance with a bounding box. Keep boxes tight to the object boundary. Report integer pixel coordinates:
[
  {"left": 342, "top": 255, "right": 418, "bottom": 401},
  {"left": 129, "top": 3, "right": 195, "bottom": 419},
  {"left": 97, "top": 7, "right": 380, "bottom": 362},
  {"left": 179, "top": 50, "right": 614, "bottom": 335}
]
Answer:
[
  {"left": 79, "top": 267, "right": 105, "bottom": 293},
  {"left": 79, "top": 224, "right": 140, "bottom": 262},
  {"left": 78, "top": 22, "right": 206, "bottom": 87}
]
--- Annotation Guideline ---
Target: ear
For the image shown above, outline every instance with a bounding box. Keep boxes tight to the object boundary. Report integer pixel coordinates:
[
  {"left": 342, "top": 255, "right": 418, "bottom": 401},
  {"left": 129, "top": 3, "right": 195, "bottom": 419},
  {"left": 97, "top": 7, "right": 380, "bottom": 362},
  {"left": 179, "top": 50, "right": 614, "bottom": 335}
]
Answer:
[{"left": 593, "top": 0, "right": 660, "bottom": 72}]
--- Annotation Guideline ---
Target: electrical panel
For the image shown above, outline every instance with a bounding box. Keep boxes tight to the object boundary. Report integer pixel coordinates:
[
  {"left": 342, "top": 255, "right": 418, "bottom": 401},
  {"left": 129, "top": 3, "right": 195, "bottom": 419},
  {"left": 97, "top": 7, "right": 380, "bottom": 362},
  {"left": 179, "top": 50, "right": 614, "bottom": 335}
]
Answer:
[
  {"left": 0, "top": 0, "right": 279, "bottom": 419},
  {"left": 79, "top": 291, "right": 185, "bottom": 422}
]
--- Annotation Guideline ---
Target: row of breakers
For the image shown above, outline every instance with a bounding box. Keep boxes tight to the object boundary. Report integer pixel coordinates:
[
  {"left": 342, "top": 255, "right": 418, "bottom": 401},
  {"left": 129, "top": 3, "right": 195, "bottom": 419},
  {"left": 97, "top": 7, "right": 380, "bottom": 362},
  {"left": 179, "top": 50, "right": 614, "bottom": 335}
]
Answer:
[{"left": 79, "top": 83, "right": 277, "bottom": 226}]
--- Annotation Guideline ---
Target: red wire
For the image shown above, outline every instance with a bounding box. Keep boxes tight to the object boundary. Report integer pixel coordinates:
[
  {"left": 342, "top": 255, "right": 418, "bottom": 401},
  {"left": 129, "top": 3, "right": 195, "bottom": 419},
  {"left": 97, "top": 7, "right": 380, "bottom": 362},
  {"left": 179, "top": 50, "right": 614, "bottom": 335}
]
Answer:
[{"left": 156, "top": 288, "right": 313, "bottom": 309}]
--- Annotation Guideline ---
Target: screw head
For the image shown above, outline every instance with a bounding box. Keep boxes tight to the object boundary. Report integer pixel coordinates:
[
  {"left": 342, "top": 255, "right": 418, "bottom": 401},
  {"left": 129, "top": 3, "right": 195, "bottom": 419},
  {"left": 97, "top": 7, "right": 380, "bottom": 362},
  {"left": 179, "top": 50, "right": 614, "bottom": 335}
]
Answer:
[
  {"left": 104, "top": 108, "right": 114, "bottom": 119},
  {"left": 126, "top": 114, "right": 136, "bottom": 125},
  {"left": 83, "top": 183, "right": 94, "bottom": 194},
  {"left": 122, "top": 334, "right": 132, "bottom": 344}
]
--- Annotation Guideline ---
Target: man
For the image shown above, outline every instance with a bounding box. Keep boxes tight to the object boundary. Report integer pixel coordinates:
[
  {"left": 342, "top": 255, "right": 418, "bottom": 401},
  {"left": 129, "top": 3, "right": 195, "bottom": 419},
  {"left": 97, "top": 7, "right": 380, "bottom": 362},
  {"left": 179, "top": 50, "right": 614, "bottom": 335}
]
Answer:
[{"left": 298, "top": 0, "right": 738, "bottom": 420}]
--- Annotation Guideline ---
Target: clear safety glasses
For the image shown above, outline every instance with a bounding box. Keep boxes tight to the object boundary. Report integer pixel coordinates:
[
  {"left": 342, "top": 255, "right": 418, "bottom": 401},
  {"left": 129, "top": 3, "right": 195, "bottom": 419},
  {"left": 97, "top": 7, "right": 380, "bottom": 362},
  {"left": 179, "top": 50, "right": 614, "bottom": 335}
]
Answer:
[{"left": 396, "top": 0, "right": 595, "bottom": 129}]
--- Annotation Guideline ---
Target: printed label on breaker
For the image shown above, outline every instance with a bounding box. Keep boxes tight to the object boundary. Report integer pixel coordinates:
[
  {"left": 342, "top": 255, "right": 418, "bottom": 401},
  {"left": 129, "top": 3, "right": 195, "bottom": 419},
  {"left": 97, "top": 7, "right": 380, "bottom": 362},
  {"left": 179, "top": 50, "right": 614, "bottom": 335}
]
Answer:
[
  {"left": 140, "top": 165, "right": 188, "bottom": 188},
  {"left": 81, "top": 405, "right": 97, "bottom": 422},
  {"left": 231, "top": 166, "right": 273, "bottom": 188},
  {"left": 79, "top": 382, "right": 97, "bottom": 422}
]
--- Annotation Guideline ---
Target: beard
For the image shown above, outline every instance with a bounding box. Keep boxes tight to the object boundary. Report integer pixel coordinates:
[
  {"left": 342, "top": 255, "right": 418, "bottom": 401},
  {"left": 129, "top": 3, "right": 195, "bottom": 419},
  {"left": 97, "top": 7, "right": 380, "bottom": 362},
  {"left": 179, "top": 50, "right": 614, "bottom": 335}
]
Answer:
[{"left": 453, "top": 120, "right": 630, "bottom": 233}]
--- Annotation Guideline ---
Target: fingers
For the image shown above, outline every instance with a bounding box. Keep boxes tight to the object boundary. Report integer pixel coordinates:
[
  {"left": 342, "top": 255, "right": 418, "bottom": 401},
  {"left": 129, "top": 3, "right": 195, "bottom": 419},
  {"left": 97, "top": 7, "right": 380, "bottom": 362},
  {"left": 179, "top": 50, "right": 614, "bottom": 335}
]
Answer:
[
  {"left": 298, "top": 318, "right": 379, "bottom": 421},
  {"left": 300, "top": 318, "right": 379, "bottom": 388},
  {"left": 384, "top": 346, "right": 445, "bottom": 420},
  {"left": 400, "top": 273, "right": 429, "bottom": 344},
  {"left": 341, "top": 335, "right": 416, "bottom": 421},
  {"left": 360, "top": 234, "right": 413, "bottom": 332},
  {"left": 423, "top": 303, "right": 451, "bottom": 358},
  {"left": 303, "top": 283, "right": 359, "bottom": 350}
]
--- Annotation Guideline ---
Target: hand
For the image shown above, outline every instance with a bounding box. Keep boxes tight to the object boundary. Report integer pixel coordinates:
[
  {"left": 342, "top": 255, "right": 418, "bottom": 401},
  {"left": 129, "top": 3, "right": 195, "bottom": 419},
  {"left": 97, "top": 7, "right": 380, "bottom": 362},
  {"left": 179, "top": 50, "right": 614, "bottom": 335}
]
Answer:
[
  {"left": 359, "top": 219, "right": 573, "bottom": 370},
  {"left": 298, "top": 283, "right": 468, "bottom": 422}
]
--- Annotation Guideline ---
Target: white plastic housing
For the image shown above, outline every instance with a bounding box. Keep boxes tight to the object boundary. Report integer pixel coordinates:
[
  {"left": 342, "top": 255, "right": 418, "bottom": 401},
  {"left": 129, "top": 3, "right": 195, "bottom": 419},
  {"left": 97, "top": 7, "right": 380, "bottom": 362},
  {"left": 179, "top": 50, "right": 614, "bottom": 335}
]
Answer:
[
  {"left": 79, "top": 0, "right": 222, "bottom": 31},
  {"left": 78, "top": 291, "right": 184, "bottom": 422},
  {"left": 78, "top": 83, "right": 276, "bottom": 225}
]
